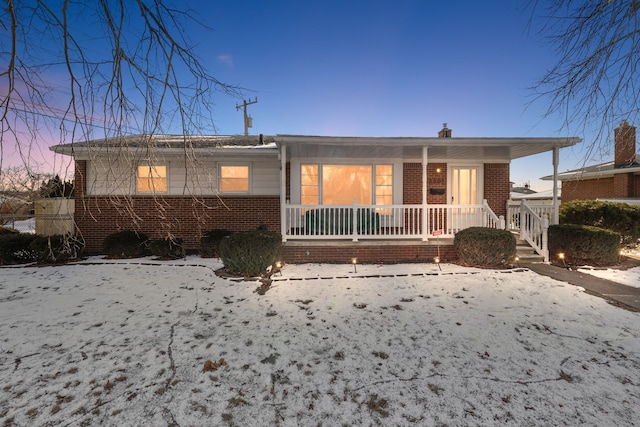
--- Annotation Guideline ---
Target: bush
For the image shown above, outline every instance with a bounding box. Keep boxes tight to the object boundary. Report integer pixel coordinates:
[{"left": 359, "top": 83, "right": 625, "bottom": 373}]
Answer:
[
  {"left": 30, "top": 234, "right": 84, "bottom": 264},
  {"left": 219, "top": 229, "right": 282, "bottom": 276},
  {"left": 0, "top": 233, "right": 37, "bottom": 265},
  {"left": 199, "top": 229, "right": 232, "bottom": 258},
  {"left": 548, "top": 224, "right": 620, "bottom": 266},
  {"left": 0, "top": 226, "right": 19, "bottom": 235},
  {"left": 454, "top": 227, "right": 516, "bottom": 268},
  {"left": 102, "top": 230, "right": 150, "bottom": 258},
  {"left": 149, "top": 238, "right": 186, "bottom": 259},
  {"left": 560, "top": 200, "right": 640, "bottom": 247}
]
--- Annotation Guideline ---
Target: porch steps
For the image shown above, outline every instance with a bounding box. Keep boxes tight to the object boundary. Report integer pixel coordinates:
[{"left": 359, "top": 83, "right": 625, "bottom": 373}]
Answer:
[{"left": 513, "top": 233, "right": 545, "bottom": 264}]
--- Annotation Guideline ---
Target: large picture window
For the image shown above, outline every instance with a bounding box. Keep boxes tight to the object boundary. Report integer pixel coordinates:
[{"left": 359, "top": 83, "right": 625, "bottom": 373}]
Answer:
[
  {"left": 137, "top": 165, "right": 167, "bottom": 192},
  {"left": 220, "top": 165, "right": 250, "bottom": 193},
  {"left": 301, "top": 164, "right": 393, "bottom": 205}
]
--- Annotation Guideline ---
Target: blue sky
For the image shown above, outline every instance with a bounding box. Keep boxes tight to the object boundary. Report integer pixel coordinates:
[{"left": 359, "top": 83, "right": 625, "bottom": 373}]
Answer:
[
  {"left": 189, "top": 1, "right": 596, "bottom": 190},
  {"left": 8, "top": 1, "right": 609, "bottom": 189}
]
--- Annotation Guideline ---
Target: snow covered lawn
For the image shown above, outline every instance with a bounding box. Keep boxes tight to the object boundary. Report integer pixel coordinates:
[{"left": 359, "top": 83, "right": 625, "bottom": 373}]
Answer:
[{"left": 1, "top": 257, "right": 639, "bottom": 426}]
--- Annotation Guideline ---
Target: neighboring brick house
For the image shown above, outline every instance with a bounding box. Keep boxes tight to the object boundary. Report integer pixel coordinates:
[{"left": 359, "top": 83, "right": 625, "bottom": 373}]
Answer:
[
  {"left": 51, "top": 126, "right": 580, "bottom": 262},
  {"left": 542, "top": 121, "right": 640, "bottom": 204}
]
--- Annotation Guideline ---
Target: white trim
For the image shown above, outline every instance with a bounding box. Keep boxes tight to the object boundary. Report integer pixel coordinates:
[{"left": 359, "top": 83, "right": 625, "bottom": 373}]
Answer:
[
  {"left": 136, "top": 162, "right": 169, "bottom": 194},
  {"left": 218, "top": 163, "right": 252, "bottom": 194}
]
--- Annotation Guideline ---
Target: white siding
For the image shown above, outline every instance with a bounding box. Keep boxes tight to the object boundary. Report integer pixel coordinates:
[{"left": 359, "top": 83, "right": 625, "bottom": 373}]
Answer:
[{"left": 85, "top": 155, "right": 280, "bottom": 196}]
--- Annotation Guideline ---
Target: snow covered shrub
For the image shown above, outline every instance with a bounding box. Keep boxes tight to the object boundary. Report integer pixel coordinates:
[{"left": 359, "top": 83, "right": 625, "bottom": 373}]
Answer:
[
  {"left": 149, "top": 237, "right": 186, "bottom": 259},
  {"left": 548, "top": 224, "right": 620, "bottom": 266},
  {"left": 218, "top": 229, "right": 282, "bottom": 276},
  {"left": 30, "top": 234, "right": 84, "bottom": 264},
  {"left": 199, "top": 229, "right": 232, "bottom": 258},
  {"left": 560, "top": 200, "right": 640, "bottom": 248},
  {"left": 454, "top": 227, "right": 516, "bottom": 268},
  {"left": 0, "top": 232, "right": 37, "bottom": 264},
  {"left": 102, "top": 230, "right": 150, "bottom": 258}
]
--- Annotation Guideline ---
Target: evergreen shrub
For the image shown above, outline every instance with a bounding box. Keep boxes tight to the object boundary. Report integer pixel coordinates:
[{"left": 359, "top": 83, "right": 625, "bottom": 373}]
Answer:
[
  {"left": 30, "top": 234, "right": 84, "bottom": 264},
  {"left": 0, "top": 232, "right": 37, "bottom": 264},
  {"left": 149, "top": 238, "right": 186, "bottom": 259},
  {"left": 454, "top": 227, "right": 516, "bottom": 268},
  {"left": 548, "top": 224, "right": 620, "bottom": 266},
  {"left": 199, "top": 229, "right": 232, "bottom": 258},
  {"left": 560, "top": 200, "right": 640, "bottom": 247},
  {"left": 218, "top": 229, "right": 282, "bottom": 276},
  {"left": 102, "top": 230, "right": 150, "bottom": 258}
]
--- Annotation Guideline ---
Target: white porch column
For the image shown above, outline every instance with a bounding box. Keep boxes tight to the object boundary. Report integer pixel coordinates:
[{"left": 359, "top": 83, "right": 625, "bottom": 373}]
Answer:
[
  {"left": 552, "top": 146, "right": 559, "bottom": 225},
  {"left": 280, "top": 144, "right": 287, "bottom": 241},
  {"left": 422, "top": 146, "right": 428, "bottom": 241}
]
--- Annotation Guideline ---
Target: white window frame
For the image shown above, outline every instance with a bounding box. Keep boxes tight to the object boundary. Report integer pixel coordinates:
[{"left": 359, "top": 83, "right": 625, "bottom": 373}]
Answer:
[
  {"left": 219, "top": 163, "right": 252, "bottom": 194},
  {"left": 137, "top": 163, "right": 168, "bottom": 194},
  {"left": 298, "top": 162, "right": 396, "bottom": 206}
]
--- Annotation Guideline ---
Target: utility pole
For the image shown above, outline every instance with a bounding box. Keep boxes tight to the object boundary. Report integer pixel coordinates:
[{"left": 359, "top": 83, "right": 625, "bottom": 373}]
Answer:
[{"left": 236, "top": 97, "right": 258, "bottom": 136}]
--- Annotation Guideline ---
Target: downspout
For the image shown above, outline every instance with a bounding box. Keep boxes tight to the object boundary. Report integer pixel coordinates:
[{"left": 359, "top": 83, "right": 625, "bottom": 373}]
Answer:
[
  {"left": 422, "top": 146, "right": 428, "bottom": 241},
  {"left": 552, "top": 146, "right": 559, "bottom": 225},
  {"left": 280, "top": 143, "right": 287, "bottom": 242}
]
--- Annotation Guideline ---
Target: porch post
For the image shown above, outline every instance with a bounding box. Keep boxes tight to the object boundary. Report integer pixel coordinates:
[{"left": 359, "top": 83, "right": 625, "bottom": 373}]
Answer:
[
  {"left": 422, "top": 146, "right": 428, "bottom": 241},
  {"left": 552, "top": 146, "right": 559, "bottom": 225},
  {"left": 280, "top": 144, "right": 287, "bottom": 242}
]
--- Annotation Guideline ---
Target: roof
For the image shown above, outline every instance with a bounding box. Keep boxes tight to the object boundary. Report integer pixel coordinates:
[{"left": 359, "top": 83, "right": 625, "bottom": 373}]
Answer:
[
  {"left": 51, "top": 134, "right": 278, "bottom": 159},
  {"left": 51, "top": 133, "right": 582, "bottom": 162},
  {"left": 276, "top": 135, "right": 581, "bottom": 161},
  {"left": 541, "top": 159, "right": 640, "bottom": 181}
]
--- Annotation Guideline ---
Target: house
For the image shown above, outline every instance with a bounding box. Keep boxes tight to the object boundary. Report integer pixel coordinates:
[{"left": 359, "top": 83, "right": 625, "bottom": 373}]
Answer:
[
  {"left": 51, "top": 126, "right": 581, "bottom": 263},
  {"left": 542, "top": 121, "right": 640, "bottom": 204}
]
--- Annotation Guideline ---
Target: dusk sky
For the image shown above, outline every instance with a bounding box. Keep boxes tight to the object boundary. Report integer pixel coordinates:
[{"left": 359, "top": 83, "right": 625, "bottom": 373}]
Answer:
[
  {"left": 7, "top": 1, "right": 615, "bottom": 190},
  {"left": 192, "top": 0, "right": 598, "bottom": 190}
]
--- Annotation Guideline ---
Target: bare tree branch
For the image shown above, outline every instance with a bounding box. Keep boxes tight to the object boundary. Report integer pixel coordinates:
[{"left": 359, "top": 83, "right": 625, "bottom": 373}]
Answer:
[{"left": 529, "top": 0, "right": 640, "bottom": 160}]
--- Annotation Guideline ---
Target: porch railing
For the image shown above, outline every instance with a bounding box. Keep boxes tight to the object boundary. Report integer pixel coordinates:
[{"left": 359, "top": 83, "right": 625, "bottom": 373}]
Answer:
[
  {"left": 507, "top": 200, "right": 549, "bottom": 262},
  {"left": 282, "top": 200, "right": 505, "bottom": 241}
]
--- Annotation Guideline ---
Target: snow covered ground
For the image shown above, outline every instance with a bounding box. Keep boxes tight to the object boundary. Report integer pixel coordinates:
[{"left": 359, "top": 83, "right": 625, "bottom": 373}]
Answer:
[{"left": 1, "top": 257, "right": 639, "bottom": 426}]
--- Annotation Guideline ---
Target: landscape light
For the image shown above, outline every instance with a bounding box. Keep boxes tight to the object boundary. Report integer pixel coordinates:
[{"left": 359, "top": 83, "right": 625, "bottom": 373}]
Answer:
[
  {"left": 514, "top": 255, "right": 520, "bottom": 267},
  {"left": 434, "top": 256, "right": 441, "bottom": 271},
  {"left": 558, "top": 252, "right": 567, "bottom": 268},
  {"left": 351, "top": 257, "right": 358, "bottom": 273}
]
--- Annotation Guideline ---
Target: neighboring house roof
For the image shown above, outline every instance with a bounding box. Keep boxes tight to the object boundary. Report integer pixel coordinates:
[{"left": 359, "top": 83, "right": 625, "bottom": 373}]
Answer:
[
  {"left": 540, "top": 158, "right": 640, "bottom": 181},
  {"left": 51, "top": 133, "right": 582, "bottom": 162},
  {"left": 511, "top": 189, "right": 559, "bottom": 200}
]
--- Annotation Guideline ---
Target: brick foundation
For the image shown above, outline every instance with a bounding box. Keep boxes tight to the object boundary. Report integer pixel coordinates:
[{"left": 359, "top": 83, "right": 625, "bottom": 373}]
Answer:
[{"left": 281, "top": 242, "right": 456, "bottom": 264}]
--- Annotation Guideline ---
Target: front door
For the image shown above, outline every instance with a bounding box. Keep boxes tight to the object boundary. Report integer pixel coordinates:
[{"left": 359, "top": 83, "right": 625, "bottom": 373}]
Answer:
[{"left": 449, "top": 166, "right": 481, "bottom": 232}]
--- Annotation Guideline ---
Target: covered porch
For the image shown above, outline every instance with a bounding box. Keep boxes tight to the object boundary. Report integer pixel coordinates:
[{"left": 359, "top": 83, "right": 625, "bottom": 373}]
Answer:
[{"left": 274, "top": 131, "right": 580, "bottom": 264}]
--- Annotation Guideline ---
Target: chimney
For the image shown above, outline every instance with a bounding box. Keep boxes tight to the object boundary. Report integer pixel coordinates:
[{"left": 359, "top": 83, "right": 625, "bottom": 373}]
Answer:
[
  {"left": 438, "top": 123, "right": 452, "bottom": 138},
  {"left": 614, "top": 120, "right": 636, "bottom": 167}
]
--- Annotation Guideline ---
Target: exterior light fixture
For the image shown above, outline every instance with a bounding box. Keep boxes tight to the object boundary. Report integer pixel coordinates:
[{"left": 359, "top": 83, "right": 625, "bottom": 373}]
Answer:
[
  {"left": 514, "top": 255, "right": 520, "bottom": 267},
  {"left": 434, "top": 256, "right": 441, "bottom": 271},
  {"left": 351, "top": 257, "right": 358, "bottom": 273},
  {"left": 558, "top": 252, "right": 568, "bottom": 268},
  {"left": 275, "top": 261, "right": 283, "bottom": 269},
  {"left": 436, "top": 167, "right": 441, "bottom": 173}
]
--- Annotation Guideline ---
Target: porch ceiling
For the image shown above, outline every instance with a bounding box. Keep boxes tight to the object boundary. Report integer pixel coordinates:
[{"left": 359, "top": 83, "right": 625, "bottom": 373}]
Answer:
[{"left": 277, "top": 135, "right": 582, "bottom": 161}]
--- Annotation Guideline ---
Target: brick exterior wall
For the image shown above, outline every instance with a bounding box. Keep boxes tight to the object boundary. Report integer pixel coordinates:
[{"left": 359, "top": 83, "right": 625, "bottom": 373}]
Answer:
[
  {"left": 483, "top": 163, "right": 509, "bottom": 216},
  {"left": 562, "top": 174, "right": 639, "bottom": 203},
  {"left": 403, "top": 163, "right": 448, "bottom": 204},
  {"left": 74, "top": 159, "right": 511, "bottom": 259},
  {"left": 282, "top": 243, "right": 456, "bottom": 264},
  {"left": 74, "top": 161, "right": 280, "bottom": 253},
  {"left": 615, "top": 121, "right": 636, "bottom": 166}
]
